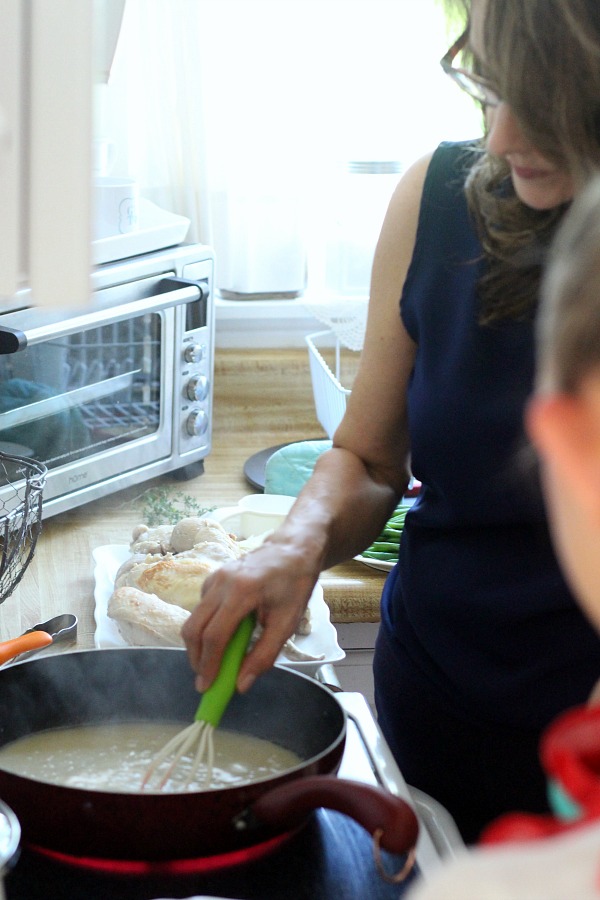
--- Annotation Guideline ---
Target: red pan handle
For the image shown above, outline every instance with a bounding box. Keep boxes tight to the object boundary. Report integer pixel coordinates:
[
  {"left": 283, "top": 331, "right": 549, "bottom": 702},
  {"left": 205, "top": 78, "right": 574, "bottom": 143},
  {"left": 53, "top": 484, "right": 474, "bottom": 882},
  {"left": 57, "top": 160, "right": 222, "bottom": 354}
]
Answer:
[{"left": 247, "top": 775, "right": 419, "bottom": 855}]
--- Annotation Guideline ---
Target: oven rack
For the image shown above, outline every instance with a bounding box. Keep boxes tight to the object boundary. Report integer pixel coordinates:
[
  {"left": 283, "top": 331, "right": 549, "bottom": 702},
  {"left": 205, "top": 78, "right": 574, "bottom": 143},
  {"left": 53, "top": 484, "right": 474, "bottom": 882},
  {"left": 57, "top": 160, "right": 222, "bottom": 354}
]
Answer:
[{"left": 79, "top": 400, "right": 159, "bottom": 431}]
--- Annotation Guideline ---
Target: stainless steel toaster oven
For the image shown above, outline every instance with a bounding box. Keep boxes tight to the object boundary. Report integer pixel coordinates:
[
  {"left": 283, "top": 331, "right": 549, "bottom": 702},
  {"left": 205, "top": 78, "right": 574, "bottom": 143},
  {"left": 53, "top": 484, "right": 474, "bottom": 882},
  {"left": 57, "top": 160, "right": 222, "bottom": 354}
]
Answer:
[{"left": 0, "top": 243, "right": 214, "bottom": 517}]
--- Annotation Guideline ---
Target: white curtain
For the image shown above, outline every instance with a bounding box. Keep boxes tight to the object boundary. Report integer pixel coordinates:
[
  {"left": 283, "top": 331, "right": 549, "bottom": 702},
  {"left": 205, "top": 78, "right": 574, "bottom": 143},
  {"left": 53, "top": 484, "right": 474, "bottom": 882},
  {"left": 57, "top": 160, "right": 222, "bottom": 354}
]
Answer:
[
  {"left": 103, "top": 0, "right": 210, "bottom": 243},
  {"left": 103, "top": 0, "right": 482, "bottom": 297}
]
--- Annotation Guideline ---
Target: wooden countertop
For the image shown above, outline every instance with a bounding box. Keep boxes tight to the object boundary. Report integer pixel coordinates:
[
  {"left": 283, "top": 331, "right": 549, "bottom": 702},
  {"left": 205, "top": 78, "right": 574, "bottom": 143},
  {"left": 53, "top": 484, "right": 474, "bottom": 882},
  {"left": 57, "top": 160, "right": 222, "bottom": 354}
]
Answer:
[{"left": 0, "top": 349, "right": 385, "bottom": 651}]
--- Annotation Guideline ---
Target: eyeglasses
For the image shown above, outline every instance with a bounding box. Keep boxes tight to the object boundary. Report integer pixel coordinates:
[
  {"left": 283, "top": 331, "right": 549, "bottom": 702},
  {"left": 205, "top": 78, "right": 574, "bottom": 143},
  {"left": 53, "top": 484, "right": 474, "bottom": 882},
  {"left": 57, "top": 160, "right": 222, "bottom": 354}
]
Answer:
[{"left": 440, "top": 30, "right": 500, "bottom": 108}]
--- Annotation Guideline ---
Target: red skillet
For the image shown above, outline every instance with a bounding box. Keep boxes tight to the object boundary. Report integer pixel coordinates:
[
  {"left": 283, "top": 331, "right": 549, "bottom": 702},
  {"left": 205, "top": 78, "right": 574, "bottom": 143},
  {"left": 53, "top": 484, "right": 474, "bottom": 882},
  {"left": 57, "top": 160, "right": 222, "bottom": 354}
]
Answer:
[{"left": 0, "top": 648, "right": 418, "bottom": 863}]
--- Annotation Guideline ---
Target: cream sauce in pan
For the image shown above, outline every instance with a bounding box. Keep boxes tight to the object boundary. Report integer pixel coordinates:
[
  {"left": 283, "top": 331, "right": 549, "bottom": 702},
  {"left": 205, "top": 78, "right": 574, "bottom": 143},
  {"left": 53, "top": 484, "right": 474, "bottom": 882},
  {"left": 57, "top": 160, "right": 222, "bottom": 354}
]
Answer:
[{"left": 0, "top": 722, "right": 301, "bottom": 793}]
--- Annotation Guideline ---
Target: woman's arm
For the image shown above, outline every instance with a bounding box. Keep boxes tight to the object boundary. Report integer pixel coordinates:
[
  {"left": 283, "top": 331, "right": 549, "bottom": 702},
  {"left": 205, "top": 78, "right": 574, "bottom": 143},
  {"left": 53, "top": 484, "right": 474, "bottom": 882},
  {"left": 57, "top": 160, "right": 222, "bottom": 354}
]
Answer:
[{"left": 182, "top": 151, "right": 432, "bottom": 693}]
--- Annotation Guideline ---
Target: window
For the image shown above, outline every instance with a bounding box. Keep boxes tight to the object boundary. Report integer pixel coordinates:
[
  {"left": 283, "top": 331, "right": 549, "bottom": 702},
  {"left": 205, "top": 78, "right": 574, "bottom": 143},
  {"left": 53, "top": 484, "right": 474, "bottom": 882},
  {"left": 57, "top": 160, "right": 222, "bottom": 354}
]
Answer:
[{"left": 104, "top": 0, "right": 482, "bottom": 301}]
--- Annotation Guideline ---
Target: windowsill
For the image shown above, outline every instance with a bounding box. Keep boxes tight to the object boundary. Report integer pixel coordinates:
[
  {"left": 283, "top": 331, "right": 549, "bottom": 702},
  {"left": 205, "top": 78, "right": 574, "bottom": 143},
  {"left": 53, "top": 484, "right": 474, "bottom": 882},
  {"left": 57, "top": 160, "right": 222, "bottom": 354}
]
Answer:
[
  {"left": 215, "top": 290, "right": 369, "bottom": 349},
  {"left": 215, "top": 296, "right": 317, "bottom": 349}
]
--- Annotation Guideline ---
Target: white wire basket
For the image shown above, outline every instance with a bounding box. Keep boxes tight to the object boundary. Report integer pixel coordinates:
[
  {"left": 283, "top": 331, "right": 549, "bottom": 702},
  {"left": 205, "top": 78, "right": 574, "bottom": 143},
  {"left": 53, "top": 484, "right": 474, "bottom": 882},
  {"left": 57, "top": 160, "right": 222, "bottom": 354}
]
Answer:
[
  {"left": 306, "top": 330, "right": 359, "bottom": 439},
  {"left": 0, "top": 453, "right": 47, "bottom": 604}
]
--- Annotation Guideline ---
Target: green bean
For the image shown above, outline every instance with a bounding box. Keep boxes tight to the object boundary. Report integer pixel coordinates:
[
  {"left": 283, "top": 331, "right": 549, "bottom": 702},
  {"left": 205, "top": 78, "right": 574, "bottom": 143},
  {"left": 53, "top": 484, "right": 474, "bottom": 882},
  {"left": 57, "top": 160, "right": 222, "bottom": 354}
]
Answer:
[
  {"left": 366, "top": 541, "right": 399, "bottom": 553},
  {"left": 362, "top": 550, "right": 397, "bottom": 560},
  {"left": 361, "top": 503, "right": 411, "bottom": 562}
]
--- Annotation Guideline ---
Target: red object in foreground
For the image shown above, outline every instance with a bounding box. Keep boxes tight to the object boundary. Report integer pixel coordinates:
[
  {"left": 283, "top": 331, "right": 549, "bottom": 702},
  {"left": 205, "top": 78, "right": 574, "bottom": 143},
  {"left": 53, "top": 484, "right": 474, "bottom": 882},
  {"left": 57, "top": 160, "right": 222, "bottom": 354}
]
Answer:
[{"left": 481, "top": 704, "right": 600, "bottom": 845}]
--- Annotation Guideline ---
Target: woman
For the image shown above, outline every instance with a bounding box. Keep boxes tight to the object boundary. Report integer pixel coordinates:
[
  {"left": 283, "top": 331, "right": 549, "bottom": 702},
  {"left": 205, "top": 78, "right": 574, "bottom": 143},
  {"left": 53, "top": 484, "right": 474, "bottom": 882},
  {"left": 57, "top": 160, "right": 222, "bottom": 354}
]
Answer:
[
  {"left": 407, "top": 173, "right": 600, "bottom": 899},
  {"left": 182, "top": 0, "right": 600, "bottom": 842}
]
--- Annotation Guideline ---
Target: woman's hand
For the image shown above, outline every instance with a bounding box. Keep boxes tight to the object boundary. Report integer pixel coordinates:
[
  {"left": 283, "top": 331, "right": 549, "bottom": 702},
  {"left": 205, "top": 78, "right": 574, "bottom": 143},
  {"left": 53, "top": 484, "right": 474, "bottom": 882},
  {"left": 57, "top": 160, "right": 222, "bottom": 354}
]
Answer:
[{"left": 181, "top": 535, "right": 321, "bottom": 694}]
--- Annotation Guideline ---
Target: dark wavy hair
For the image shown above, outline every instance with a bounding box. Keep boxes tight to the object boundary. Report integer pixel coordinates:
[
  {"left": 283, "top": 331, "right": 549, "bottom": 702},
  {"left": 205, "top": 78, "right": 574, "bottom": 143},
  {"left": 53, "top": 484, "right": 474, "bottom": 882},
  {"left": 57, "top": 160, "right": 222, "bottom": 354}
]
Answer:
[{"left": 442, "top": 0, "right": 600, "bottom": 324}]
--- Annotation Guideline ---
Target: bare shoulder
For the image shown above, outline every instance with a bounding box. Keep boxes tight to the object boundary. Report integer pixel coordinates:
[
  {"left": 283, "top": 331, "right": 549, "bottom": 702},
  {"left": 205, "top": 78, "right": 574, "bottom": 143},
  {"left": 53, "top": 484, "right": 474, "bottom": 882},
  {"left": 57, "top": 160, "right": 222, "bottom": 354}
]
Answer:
[
  {"left": 368, "top": 150, "right": 433, "bottom": 316},
  {"left": 393, "top": 151, "right": 433, "bottom": 205},
  {"left": 332, "top": 153, "right": 434, "bottom": 479},
  {"left": 376, "top": 151, "right": 433, "bottom": 260}
]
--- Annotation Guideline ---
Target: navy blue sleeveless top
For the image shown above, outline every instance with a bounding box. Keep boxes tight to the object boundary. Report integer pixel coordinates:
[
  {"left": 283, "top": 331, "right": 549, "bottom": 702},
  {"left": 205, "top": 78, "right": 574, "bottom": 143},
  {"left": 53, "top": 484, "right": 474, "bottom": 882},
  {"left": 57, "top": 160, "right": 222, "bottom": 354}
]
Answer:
[{"left": 380, "top": 141, "right": 600, "bottom": 730}]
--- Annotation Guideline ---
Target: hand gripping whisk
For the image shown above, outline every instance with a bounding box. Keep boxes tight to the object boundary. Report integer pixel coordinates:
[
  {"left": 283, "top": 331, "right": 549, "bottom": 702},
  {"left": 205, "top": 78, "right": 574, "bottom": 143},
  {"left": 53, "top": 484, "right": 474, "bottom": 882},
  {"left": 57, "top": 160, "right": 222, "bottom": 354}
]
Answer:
[{"left": 141, "top": 615, "right": 255, "bottom": 791}]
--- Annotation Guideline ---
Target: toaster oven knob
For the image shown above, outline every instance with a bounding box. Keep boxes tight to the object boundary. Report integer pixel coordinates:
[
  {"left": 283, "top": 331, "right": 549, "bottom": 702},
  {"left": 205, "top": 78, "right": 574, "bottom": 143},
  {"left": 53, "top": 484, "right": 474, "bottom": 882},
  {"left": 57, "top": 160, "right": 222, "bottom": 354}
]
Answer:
[
  {"left": 184, "top": 342, "right": 204, "bottom": 364},
  {"left": 186, "top": 375, "right": 209, "bottom": 402},
  {"left": 186, "top": 409, "right": 209, "bottom": 437}
]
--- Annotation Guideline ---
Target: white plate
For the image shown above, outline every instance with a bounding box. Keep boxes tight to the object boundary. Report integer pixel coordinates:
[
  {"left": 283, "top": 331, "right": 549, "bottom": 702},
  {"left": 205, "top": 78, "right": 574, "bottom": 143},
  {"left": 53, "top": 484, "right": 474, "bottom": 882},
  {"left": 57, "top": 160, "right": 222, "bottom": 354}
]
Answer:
[
  {"left": 354, "top": 554, "right": 396, "bottom": 573},
  {"left": 92, "top": 544, "right": 344, "bottom": 677}
]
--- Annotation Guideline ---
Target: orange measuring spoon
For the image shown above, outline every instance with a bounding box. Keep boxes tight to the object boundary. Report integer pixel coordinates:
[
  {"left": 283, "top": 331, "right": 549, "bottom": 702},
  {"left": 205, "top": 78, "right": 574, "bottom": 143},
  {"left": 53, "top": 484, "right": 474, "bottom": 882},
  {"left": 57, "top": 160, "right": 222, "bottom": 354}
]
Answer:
[{"left": 0, "top": 631, "right": 53, "bottom": 666}]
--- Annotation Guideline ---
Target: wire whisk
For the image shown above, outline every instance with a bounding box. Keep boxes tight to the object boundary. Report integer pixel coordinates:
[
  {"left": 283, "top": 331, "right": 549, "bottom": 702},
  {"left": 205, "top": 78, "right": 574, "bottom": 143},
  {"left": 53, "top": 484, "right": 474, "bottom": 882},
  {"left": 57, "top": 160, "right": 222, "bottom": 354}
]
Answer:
[{"left": 141, "top": 615, "right": 255, "bottom": 792}]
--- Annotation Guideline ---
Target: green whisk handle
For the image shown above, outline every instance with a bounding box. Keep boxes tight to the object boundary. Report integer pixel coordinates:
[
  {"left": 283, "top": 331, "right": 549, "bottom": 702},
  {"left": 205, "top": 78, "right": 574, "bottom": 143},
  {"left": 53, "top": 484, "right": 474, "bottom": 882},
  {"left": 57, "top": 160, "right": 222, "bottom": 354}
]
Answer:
[{"left": 194, "top": 614, "right": 255, "bottom": 728}]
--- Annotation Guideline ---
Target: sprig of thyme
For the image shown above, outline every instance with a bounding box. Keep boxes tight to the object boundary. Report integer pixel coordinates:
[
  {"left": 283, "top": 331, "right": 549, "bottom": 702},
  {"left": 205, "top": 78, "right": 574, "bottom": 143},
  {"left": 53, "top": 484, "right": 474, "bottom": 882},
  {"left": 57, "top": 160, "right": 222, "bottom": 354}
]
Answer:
[{"left": 134, "top": 488, "right": 215, "bottom": 526}]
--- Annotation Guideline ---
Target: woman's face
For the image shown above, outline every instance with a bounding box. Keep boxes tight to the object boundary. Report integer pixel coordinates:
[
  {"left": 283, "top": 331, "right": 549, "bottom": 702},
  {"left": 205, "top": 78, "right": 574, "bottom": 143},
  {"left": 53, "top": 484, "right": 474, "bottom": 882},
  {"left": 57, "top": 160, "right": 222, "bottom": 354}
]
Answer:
[{"left": 469, "top": 0, "right": 575, "bottom": 211}]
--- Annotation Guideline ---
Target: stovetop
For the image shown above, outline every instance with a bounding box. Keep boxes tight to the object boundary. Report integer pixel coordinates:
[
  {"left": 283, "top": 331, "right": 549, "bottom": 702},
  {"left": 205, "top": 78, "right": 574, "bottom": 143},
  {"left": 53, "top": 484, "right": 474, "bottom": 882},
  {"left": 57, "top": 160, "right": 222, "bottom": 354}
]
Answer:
[{"left": 4, "top": 693, "right": 460, "bottom": 900}]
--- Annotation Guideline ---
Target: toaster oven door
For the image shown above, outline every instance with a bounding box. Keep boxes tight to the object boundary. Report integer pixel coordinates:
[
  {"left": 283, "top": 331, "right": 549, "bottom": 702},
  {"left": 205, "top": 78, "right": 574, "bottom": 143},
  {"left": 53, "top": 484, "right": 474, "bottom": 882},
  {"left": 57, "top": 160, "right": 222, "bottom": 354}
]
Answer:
[{"left": 0, "top": 277, "right": 206, "bottom": 512}]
